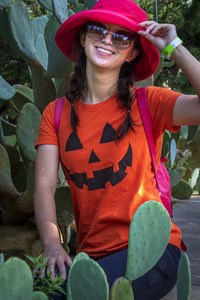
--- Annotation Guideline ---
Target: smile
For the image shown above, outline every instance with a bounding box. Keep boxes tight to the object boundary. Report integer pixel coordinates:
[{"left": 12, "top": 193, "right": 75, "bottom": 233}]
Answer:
[
  {"left": 97, "top": 47, "right": 114, "bottom": 55},
  {"left": 63, "top": 143, "right": 132, "bottom": 190}
]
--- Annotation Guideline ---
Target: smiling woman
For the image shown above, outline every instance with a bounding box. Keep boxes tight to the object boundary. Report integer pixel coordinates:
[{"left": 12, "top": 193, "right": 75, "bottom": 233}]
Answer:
[{"left": 33, "top": 0, "right": 200, "bottom": 299}]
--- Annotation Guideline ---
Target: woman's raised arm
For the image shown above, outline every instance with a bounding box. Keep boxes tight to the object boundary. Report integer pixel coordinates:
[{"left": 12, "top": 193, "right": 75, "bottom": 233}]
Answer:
[{"left": 138, "top": 21, "right": 200, "bottom": 126}]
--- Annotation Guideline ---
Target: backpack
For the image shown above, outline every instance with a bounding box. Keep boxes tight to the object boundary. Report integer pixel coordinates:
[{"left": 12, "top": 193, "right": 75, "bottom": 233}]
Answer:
[{"left": 54, "top": 89, "right": 186, "bottom": 251}]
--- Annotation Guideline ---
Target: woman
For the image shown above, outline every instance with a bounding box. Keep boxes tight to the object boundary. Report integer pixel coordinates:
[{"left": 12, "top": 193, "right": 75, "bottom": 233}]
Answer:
[{"left": 34, "top": 0, "right": 200, "bottom": 299}]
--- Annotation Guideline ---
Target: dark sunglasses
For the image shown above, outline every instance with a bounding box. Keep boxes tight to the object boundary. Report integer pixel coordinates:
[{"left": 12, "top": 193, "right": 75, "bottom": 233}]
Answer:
[{"left": 86, "top": 24, "right": 135, "bottom": 50}]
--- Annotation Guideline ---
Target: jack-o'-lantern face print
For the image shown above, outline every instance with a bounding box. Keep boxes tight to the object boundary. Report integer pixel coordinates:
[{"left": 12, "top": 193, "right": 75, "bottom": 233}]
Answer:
[{"left": 63, "top": 122, "right": 132, "bottom": 190}]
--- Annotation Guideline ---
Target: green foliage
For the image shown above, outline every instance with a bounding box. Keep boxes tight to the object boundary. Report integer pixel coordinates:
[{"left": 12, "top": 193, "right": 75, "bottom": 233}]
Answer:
[{"left": 26, "top": 254, "right": 66, "bottom": 300}]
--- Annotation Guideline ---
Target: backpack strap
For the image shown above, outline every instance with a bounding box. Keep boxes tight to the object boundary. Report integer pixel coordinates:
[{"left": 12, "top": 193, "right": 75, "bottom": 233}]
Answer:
[
  {"left": 137, "top": 87, "right": 160, "bottom": 192},
  {"left": 54, "top": 97, "right": 65, "bottom": 134},
  {"left": 137, "top": 87, "right": 187, "bottom": 251}
]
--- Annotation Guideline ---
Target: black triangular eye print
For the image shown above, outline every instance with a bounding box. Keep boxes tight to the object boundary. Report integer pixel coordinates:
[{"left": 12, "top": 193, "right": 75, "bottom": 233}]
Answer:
[
  {"left": 65, "top": 131, "right": 84, "bottom": 152},
  {"left": 100, "top": 122, "right": 117, "bottom": 143},
  {"left": 88, "top": 150, "right": 101, "bottom": 163}
]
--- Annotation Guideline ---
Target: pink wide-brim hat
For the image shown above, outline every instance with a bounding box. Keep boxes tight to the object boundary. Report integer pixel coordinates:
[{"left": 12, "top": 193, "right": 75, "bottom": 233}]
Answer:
[{"left": 55, "top": 0, "right": 160, "bottom": 82}]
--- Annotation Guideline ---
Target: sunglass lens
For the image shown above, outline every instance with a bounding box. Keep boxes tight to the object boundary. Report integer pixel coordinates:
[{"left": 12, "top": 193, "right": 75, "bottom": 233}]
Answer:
[
  {"left": 87, "top": 25, "right": 105, "bottom": 40},
  {"left": 113, "top": 31, "right": 133, "bottom": 49}
]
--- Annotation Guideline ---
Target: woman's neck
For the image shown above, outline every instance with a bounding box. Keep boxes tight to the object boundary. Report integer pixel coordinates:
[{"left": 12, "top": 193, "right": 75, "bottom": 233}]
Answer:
[{"left": 83, "top": 63, "right": 120, "bottom": 104}]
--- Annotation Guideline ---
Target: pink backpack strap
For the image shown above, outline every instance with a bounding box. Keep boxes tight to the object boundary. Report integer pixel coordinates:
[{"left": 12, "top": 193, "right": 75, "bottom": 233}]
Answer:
[
  {"left": 137, "top": 88, "right": 187, "bottom": 251},
  {"left": 137, "top": 87, "right": 160, "bottom": 192},
  {"left": 54, "top": 97, "right": 65, "bottom": 134}
]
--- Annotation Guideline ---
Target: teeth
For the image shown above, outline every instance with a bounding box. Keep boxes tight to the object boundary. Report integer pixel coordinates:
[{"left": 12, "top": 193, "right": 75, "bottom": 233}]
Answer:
[{"left": 97, "top": 47, "right": 113, "bottom": 54}]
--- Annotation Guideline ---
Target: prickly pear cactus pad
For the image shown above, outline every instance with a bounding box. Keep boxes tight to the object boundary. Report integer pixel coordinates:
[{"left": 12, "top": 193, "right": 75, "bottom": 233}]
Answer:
[
  {"left": 55, "top": 186, "right": 74, "bottom": 227},
  {"left": 69, "top": 258, "right": 109, "bottom": 300},
  {"left": 110, "top": 277, "right": 134, "bottom": 300},
  {"left": 0, "top": 257, "right": 33, "bottom": 300},
  {"left": 8, "top": 0, "right": 39, "bottom": 63},
  {"left": 0, "top": 253, "right": 4, "bottom": 267},
  {"left": 177, "top": 253, "right": 191, "bottom": 300},
  {"left": 16, "top": 103, "right": 41, "bottom": 163},
  {"left": 67, "top": 252, "right": 90, "bottom": 300},
  {"left": 31, "top": 291, "right": 48, "bottom": 300},
  {"left": 0, "top": 75, "right": 15, "bottom": 100},
  {"left": 125, "top": 200, "right": 171, "bottom": 281},
  {"left": 0, "top": 0, "right": 11, "bottom": 9},
  {"left": 52, "top": 0, "right": 68, "bottom": 24}
]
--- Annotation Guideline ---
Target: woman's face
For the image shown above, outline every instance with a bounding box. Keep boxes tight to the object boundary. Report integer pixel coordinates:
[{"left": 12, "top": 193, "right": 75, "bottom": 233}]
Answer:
[{"left": 80, "top": 23, "right": 138, "bottom": 71}]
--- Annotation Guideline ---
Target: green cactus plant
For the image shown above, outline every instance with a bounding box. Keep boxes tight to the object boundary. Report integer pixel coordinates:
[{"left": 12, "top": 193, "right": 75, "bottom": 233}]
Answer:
[
  {"left": 0, "top": 255, "right": 55, "bottom": 300},
  {"left": 0, "top": 0, "right": 11, "bottom": 9},
  {"left": 171, "top": 180, "right": 193, "bottom": 200},
  {"left": 68, "top": 258, "right": 109, "bottom": 300},
  {"left": 67, "top": 252, "right": 90, "bottom": 300},
  {"left": 0, "top": 257, "right": 33, "bottom": 300},
  {"left": 110, "top": 277, "right": 134, "bottom": 300},
  {"left": 0, "top": 75, "right": 16, "bottom": 100},
  {"left": 0, "top": 253, "right": 4, "bottom": 267},
  {"left": 32, "top": 291, "right": 48, "bottom": 300},
  {"left": 125, "top": 200, "right": 171, "bottom": 281},
  {"left": 16, "top": 102, "right": 41, "bottom": 163},
  {"left": 67, "top": 201, "right": 173, "bottom": 299},
  {"left": 8, "top": 0, "right": 39, "bottom": 64},
  {"left": 177, "top": 253, "right": 191, "bottom": 300}
]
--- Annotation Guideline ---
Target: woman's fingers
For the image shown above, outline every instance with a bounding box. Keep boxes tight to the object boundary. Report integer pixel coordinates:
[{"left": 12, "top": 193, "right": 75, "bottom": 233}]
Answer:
[
  {"left": 65, "top": 254, "right": 73, "bottom": 267},
  {"left": 48, "top": 257, "right": 56, "bottom": 278},
  {"left": 56, "top": 259, "right": 67, "bottom": 279}
]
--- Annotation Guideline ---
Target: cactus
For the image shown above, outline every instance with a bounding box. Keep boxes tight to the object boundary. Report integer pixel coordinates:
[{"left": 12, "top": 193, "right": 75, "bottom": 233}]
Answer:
[
  {"left": 0, "top": 75, "right": 16, "bottom": 100},
  {"left": 0, "top": 0, "right": 11, "bottom": 9},
  {"left": 0, "top": 256, "right": 49, "bottom": 300},
  {"left": 32, "top": 291, "right": 48, "bottom": 300},
  {"left": 196, "top": 176, "right": 200, "bottom": 194},
  {"left": 125, "top": 200, "right": 171, "bottom": 281},
  {"left": 0, "top": 144, "right": 32, "bottom": 224},
  {"left": 169, "top": 167, "right": 185, "bottom": 188},
  {"left": 8, "top": 0, "right": 39, "bottom": 64},
  {"left": 38, "top": 0, "right": 53, "bottom": 12},
  {"left": 68, "top": 258, "right": 109, "bottom": 300},
  {"left": 177, "top": 253, "right": 191, "bottom": 300},
  {"left": 0, "top": 257, "right": 33, "bottom": 300},
  {"left": 86, "top": 0, "right": 97, "bottom": 9},
  {"left": 52, "top": 0, "right": 68, "bottom": 24},
  {"left": 55, "top": 186, "right": 74, "bottom": 227},
  {"left": 171, "top": 180, "right": 193, "bottom": 200},
  {"left": 110, "top": 277, "right": 134, "bottom": 300},
  {"left": 16, "top": 103, "right": 41, "bottom": 163},
  {"left": 12, "top": 84, "right": 34, "bottom": 110},
  {"left": 0, "top": 253, "right": 4, "bottom": 267},
  {"left": 67, "top": 252, "right": 90, "bottom": 299}
]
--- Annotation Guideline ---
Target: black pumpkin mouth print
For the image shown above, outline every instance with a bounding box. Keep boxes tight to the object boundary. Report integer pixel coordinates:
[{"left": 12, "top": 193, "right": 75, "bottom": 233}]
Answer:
[{"left": 63, "top": 122, "right": 133, "bottom": 190}]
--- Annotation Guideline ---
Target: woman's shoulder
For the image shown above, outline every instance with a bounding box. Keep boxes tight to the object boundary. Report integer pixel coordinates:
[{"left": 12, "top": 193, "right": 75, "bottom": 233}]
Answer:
[{"left": 42, "top": 96, "right": 70, "bottom": 115}]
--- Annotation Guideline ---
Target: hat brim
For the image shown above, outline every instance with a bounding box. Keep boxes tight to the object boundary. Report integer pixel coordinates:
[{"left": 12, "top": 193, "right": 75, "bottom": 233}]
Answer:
[{"left": 55, "top": 9, "right": 160, "bottom": 82}]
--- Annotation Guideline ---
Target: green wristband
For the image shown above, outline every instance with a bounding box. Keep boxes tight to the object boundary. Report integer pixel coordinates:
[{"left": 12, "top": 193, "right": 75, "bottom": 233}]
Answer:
[{"left": 163, "top": 37, "right": 183, "bottom": 58}]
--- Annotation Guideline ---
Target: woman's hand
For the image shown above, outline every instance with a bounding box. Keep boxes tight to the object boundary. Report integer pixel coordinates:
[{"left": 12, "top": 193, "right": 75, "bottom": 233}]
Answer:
[
  {"left": 138, "top": 21, "right": 177, "bottom": 52},
  {"left": 40, "top": 243, "right": 72, "bottom": 279}
]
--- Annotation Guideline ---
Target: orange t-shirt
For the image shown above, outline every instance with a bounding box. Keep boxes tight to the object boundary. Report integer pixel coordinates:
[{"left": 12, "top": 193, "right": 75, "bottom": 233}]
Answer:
[{"left": 35, "top": 86, "right": 182, "bottom": 258}]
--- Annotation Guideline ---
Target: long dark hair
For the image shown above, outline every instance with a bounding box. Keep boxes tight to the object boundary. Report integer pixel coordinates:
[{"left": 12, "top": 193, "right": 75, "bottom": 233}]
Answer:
[{"left": 66, "top": 31, "right": 141, "bottom": 141}]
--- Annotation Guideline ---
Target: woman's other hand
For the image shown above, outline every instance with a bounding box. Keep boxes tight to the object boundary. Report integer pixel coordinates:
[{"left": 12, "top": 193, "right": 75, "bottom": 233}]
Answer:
[
  {"left": 138, "top": 21, "right": 177, "bottom": 52},
  {"left": 39, "top": 243, "right": 72, "bottom": 279}
]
